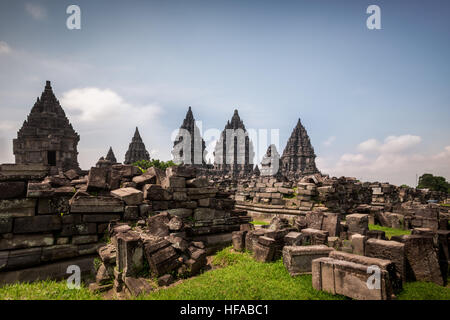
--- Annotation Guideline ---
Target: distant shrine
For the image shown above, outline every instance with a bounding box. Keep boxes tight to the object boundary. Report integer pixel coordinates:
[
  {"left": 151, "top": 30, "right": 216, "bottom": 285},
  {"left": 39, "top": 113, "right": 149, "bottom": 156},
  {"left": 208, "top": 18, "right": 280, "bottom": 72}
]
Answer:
[
  {"left": 280, "top": 118, "right": 319, "bottom": 179},
  {"left": 213, "top": 109, "right": 255, "bottom": 177},
  {"left": 124, "top": 127, "right": 150, "bottom": 164},
  {"left": 172, "top": 106, "right": 206, "bottom": 166},
  {"left": 13, "top": 81, "right": 80, "bottom": 172}
]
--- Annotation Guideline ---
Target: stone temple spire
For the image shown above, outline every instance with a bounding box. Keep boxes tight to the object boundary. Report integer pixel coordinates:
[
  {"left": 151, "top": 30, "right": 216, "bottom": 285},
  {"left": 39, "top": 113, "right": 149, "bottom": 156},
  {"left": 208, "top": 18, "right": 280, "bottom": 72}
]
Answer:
[
  {"left": 13, "top": 80, "right": 80, "bottom": 171},
  {"left": 172, "top": 106, "right": 206, "bottom": 165},
  {"left": 260, "top": 144, "right": 281, "bottom": 177},
  {"left": 213, "top": 109, "right": 254, "bottom": 177},
  {"left": 105, "top": 147, "right": 117, "bottom": 164},
  {"left": 280, "top": 118, "right": 319, "bottom": 179},
  {"left": 124, "top": 127, "right": 150, "bottom": 164}
]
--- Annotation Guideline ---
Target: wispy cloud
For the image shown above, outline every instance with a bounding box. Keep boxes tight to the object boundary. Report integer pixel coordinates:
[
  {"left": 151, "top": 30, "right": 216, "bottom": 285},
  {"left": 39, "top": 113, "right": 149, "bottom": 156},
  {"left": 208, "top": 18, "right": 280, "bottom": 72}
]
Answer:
[
  {"left": 0, "top": 41, "right": 12, "bottom": 55},
  {"left": 25, "top": 3, "right": 47, "bottom": 21},
  {"left": 317, "top": 134, "right": 449, "bottom": 186},
  {"left": 323, "top": 135, "right": 336, "bottom": 146}
]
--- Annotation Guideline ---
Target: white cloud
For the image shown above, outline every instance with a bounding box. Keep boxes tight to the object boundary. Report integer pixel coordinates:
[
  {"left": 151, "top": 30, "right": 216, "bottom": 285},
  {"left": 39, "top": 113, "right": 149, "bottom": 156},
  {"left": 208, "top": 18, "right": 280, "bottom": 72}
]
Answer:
[
  {"left": 25, "top": 3, "right": 47, "bottom": 20},
  {"left": 0, "top": 41, "right": 11, "bottom": 55},
  {"left": 357, "top": 135, "right": 421, "bottom": 154},
  {"left": 318, "top": 135, "right": 450, "bottom": 186},
  {"left": 61, "top": 87, "right": 162, "bottom": 124},
  {"left": 323, "top": 135, "right": 336, "bottom": 146}
]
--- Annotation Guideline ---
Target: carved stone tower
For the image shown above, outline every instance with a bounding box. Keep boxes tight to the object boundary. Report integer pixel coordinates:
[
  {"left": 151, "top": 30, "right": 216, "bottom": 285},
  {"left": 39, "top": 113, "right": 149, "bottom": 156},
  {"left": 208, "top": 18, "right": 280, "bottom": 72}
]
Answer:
[
  {"left": 280, "top": 118, "right": 319, "bottom": 180},
  {"left": 13, "top": 80, "right": 80, "bottom": 171},
  {"left": 124, "top": 127, "right": 150, "bottom": 164}
]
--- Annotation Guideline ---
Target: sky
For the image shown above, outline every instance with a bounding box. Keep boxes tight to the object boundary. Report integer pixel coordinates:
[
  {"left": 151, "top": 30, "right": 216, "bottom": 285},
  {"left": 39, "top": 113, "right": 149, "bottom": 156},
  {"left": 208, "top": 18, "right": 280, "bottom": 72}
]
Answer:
[{"left": 0, "top": 0, "right": 449, "bottom": 186}]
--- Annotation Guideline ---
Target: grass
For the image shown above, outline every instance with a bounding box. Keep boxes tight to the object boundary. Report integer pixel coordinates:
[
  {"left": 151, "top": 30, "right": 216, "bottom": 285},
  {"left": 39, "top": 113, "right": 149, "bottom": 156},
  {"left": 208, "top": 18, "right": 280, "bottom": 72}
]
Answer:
[
  {"left": 0, "top": 280, "right": 101, "bottom": 300},
  {"left": 138, "top": 247, "right": 345, "bottom": 300},
  {"left": 250, "top": 220, "right": 269, "bottom": 226},
  {"left": 1, "top": 247, "right": 449, "bottom": 300},
  {"left": 368, "top": 224, "right": 411, "bottom": 239}
]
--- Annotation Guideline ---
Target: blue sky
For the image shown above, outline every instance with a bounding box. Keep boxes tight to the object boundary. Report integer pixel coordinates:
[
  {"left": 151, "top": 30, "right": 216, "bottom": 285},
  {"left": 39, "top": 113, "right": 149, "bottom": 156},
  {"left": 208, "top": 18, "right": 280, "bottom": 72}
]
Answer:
[{"left": 0, "top": 0, "right": 449, "bottom": 186}]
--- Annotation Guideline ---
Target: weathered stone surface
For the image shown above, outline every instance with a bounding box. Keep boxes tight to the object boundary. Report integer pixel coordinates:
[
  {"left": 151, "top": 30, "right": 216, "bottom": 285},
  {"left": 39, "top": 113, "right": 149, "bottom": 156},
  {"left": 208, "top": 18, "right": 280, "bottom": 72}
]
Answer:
[
  {"left": 0, "top": 164, "right": 49, "bottom": 181},
  {"left": 13, "top": 215, "right": 61, "bottom": 233},
  {"left": 232, "top": 231, "right": 247, "bottom": 252},
  {"left": 0, "top": 182, "right": 26, "bottom": 199},
  {"left": 41, "top": 244, "right": 79, "bottom": 262},
  {"left": 70, "top": 196, "right": 124, "bottom": 213},
  {"left": 322, "top": 212, "right": 341, "bottom": 237},
  {"left": 26, "top": 182, "right": 54, "bottom": 198},
  {"left": 167, "top": 208, "right": 192, "bottom": 219},
  {"left": 283, "top": 245, "right": 334, "bottom": 276},
  {"left": 0, "top": 233, "right": 54, "bottom": 250},
  {"left": 83, "top": 214, "right": 121, "bottom": 223},
  {"left": 367, "top": 230, "right": 386, "bottom": 240},
  {"left": 312, "top": 257, "right": 393, "bottom": 300},
  {"left": 143, "top": 184, "right": 170, "bottom": 201},
  {"left": 301, "top": 228, "right": 328, "bottom": 245},
  {"left": 253, "top": 240, "right": 275, "bottom": 262},
  {"left": 5, "top": 247, "right": 42, "bottom": 270},
  {"left": 96, "top": 263, "right": 113, "bottom": 285},
  {"left": 116, "top": 231, "right": 144, "bottom": 277},
  {"left": 166, "top": 165, "right": 197, "bottom": 179},
  {"left": 403, "top": 235, "right": 444, "bottom": 285},
  {"left": 0, "top": 199, "right": 36, "bottom": 217},
  {"left": 193, "top": 208, "right": 215, "bottom": 221},
  {"left": 351, "top": 234, "right": 367, "bottom": 256},
  {"left": 111, "top": 187, "right": 143, "bottom": 205},
  {"left": 186, "top": 177, "right": 208, "bottom": 188},
  {"left": 144, "top": 240, "right": 179, "bottom": 276},
  {"left": 245, "top": 229, "right": 266, "bottom": 252},
  {"left": 158, "top": 274, "right": 174, "bottom": 287},
  {"left": 72, "top": 235, "right": 98, "bottom": 245},
  {"left": 0, "top": 255, "right": 95, "bottom": 285},
  {"left": 0, "top": 215, "right": 13, "bottom": 234},
  {"left": 168, "top": 216, "right": 183, "bottom": 231},
  {"left": 161, "top": 176, "right": 186, "bottom": 189},
  {"left": 365, "top": 238, "right": 406, "bottom": 281},
  {"left": 132, "top": 170, "right": 157, "bottom": 188},
  {"left": 123, "top": 206, "right": 139, "bottom": 220},
  {"left": 346, "top": 214, "right": 369, "bottom": 235},
  {"left": 60, "top": 222, "right": 97, "bottom": 236},
  {"left": 124, "top": 277, "right": 153, "bottom": 296},
  {"left": 98, "top": 243, "right": 116, "bottom": 264},
  {"left": 147, "top": 213, "right": 170, "bottom": 237},
  {"left": 86, "top": 167, "right": 109, "bottom": 191}
]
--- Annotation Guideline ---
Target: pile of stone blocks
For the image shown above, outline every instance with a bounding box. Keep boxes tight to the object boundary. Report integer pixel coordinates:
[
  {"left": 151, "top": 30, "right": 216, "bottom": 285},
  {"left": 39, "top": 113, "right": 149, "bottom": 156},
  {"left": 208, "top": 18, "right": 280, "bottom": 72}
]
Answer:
[
  {"left": 312, "top": 251, "right": 399, "bottom": 300},
  {"left": 91, "top": 211, "right": 210, "bottom": 296},
  {"left": 234, "top": 178, "right": 294, "bottom": 207}
]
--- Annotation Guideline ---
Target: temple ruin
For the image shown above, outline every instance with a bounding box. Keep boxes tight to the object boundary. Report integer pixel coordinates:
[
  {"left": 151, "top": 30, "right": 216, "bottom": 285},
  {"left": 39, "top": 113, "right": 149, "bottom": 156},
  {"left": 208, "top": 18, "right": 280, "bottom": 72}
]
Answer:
[
  {"left": 280, "top": 118, "right": 319, "bottom": 179},
  {"left": 171, "top": 106, "right": 206, "bottom": 166},
  {"left": 213, "top": 110, "right": 255, "bottom": 177},
  {"left": 124, "top": 127, "right": 150, "bottom": 164},
  {"left": 13, "top": 81, "right": 80, "bottom": 172}
]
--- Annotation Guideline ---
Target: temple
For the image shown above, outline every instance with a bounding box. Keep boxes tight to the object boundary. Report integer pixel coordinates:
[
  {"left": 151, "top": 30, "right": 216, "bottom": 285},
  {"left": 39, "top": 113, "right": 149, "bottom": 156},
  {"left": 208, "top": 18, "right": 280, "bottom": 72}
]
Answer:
[
  {"left": 105, "top": 146, "right": 118, "bottom": 164},
  {"left": 13, "top": 80, "right": 80, "bottom": 172},
  {"left": 171, "top": 106, "right": 206, "bottom": 166},
  {"left": 280, "top": 118, "right": 319, "bottom": 179},
  {"left": 124, "top": 127, "right": 150, "bottom": 164},
  {"left": 213, "top": 109, "right": 254, "bottom": 177}
]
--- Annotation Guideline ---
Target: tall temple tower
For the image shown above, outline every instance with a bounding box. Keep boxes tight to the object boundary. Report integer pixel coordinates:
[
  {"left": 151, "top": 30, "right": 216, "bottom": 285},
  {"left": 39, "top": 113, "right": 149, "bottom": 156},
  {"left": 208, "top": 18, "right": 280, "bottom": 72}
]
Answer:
[
  {"left": 280, "top": 118, "right": 319, "bottom": 179},
  {"left": 214, "top": 109, "right": 254, "bottom": 177},
  {"left": 105, "top": 146, "right": 117, "bottom": 164},
  {"left": 124, "top": 127, "right": 150, "bottom": 164},
  {"left": 171, "top": 106, "right": 206, "bottom": 166},
  {"left": 13, "top": 81, "right": 80, "bottom": 171}
]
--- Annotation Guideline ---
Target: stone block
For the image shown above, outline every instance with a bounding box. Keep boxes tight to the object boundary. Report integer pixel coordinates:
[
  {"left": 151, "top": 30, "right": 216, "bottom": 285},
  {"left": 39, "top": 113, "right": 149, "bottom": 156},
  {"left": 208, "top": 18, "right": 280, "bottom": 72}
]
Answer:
[
  {"left": 167, "top": 208, "right": 192, "bottom": 219},
  {"left": 144, "top": 240, "right": 179, "bottom": 276},
  {"left": 26, "top": 182, "right": 54, "bottom": 198},
  {"left": 346, "top": 214, "right": 369, "bottom": 235},
  {"left": 72, "top": 235, "right": 98, "bottom": 245},
  {"left": 403, "top": 235, "right": 444, "bottom": 285},
  {"left": 253, "top": 241, "right": 275, "bottom": 262},
  {"left": 82, "top": 214, "right": 121, "bottom": 223},
  {"left": 165, "top": 165, "right": 196, "bottom": 179},
  {"left": 124, "top": 277, "right": 153, "bottom": 296},
  {"left": 301, "top": 228, "right": 329, "bottom": 245},
  {"left": 70, "top": 196, "right": 124, "bottom": 213},
  {"left": 244, "top": 229, "right": 266, "bottom": 252},
  {"left": 147, "top": 212, "right": 170, "bottom": 237},
  {"left": 0, "top": 215, "right": 13, "bottom": 234},
  {"left": 351, "top": 234, "right": 367, "bottom": 256},
  {"left": 111, "top": 187, "right": 143, "bottom": 205},
  {"left": 284, "top": 232, "right": 303, "bottom": 246},
  {"left": 0, "top": 182, "right": 26, "bottom": 199},
  {"left": 143, "top": 184, "right": 170, "bottom": 201},
  {"left": 87, "top": 167, "right": 109, "bottom": 191},
  {"left": 13, "top": 215, "right": 61, "bottom": 233},
  {"left": 0, "top": 198, "right": 36, "bottom": 217},
  {"left": 0, "top": 233, "right": 54, "bottom": 250},
  {"left": 283, "top": 245, "right": 334, "bottom": 276},
  {"left": 193, "top": 208, "right": 215, "bottom": 221},
  {"left": 232, "top": 231, "right": 247, "bottom": 252},
  {"left": 5, "top": 247, "right": 42, "bottom": 270},
  {"left": 124, "top": 206, "right": 139, "bottom": 220},
  {"left": 117, "top": 231, "right": 144, "bottom": 277},
  {"left": 186, "top": 177, "right": 208, "bottom": 188},
  {"left": 41, "top": 244, "right": 79, "bottom": 262},
  {"left": 322, "top": 212, "right": 341, "bottom": 237},
  {"left": 157, "top": 274, "right": 174, "bottom": 287}
]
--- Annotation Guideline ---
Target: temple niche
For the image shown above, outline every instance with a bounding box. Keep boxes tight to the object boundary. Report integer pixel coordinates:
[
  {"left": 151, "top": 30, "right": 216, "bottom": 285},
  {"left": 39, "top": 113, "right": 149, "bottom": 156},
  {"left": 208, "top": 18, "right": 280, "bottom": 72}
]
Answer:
[
  {"left": 171, "top": 106, "right": 206, "bottom": 166},
  {"left": 13, "top": 81, "right": 80, "bottom": 172},
  {"left": 213, "top": 109, "right": 254, "bottom": 177},
  {"left": 124, "top": 127, "right": 150, "bottom": 164},
  {"left": 280, "top": 118, "right": 319, "bottom": 179}
]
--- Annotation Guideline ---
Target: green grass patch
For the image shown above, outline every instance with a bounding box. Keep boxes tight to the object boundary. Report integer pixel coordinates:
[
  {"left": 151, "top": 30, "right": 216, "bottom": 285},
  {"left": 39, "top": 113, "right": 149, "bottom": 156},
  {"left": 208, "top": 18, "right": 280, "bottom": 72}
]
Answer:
[
  {"left": 369, "top": 224, "right": 411, "bottom": 239},
  {"left": 138, "top": 247, "right": 346, "bottom": 300},
  {"left": 250, "top": 220, "right": 269, "bottom": 226},
  {"left": 0, "top": 280, "right": 101, "bottom": 300},
  {"left": 397, "top": 281, "right": 450, "bottom": 300}
]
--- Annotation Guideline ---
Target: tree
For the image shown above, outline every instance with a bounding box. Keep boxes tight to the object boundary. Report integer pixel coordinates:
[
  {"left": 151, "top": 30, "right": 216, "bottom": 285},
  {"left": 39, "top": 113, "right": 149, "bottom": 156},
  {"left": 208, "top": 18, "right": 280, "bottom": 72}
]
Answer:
[
  {"left": 132, "top": 159, "right": 177, "bottom": 173},
  {"left": 417, "top": 173, "right": 450, "bottom": 193}
]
